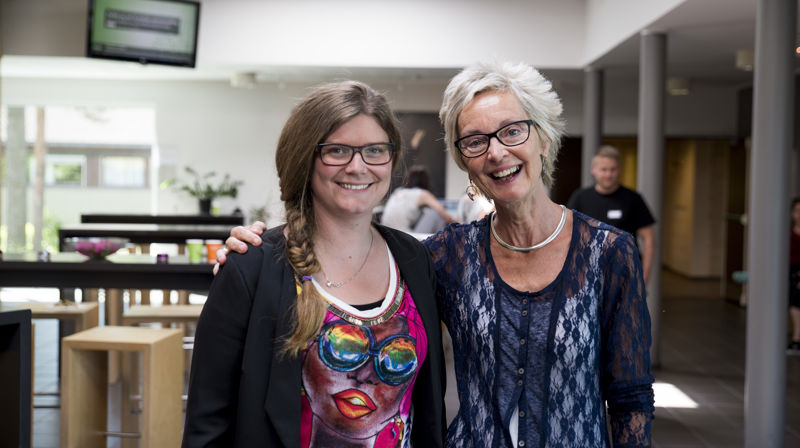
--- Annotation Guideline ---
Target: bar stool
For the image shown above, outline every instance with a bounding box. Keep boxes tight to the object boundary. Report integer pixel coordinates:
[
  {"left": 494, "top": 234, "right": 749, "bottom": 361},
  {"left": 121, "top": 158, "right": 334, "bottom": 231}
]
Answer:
[
  {"left": 60, "top": 326, "right": 182, "bottom": 448},
  {"left": 123, "top": 304, "right": 203, "bottom": 384}
]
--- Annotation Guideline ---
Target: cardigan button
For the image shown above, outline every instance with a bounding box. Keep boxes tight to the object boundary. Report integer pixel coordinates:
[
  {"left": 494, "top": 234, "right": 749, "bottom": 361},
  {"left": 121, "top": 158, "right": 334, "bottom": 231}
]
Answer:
[{"left": 519, "top": 441, "right": 526, "bottom": 447}]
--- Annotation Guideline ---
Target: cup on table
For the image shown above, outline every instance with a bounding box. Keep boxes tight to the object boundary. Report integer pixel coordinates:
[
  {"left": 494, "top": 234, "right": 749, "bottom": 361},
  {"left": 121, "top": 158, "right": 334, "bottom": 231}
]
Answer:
[
  {"left": 205, "top": 239, "right": 223, "bottom": 264},
  {"left": 186, "top": 239, "right": 205, "bottom": 264}
]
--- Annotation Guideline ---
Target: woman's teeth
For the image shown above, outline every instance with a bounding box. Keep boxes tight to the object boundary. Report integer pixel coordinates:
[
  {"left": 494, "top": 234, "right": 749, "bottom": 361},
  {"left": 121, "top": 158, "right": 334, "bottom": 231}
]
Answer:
[
  {"left": 491, "top": 166, "right": 520, "bottom": 180},
  {"left": 341, "top": 183, "right": 369, "bottom": 190}
]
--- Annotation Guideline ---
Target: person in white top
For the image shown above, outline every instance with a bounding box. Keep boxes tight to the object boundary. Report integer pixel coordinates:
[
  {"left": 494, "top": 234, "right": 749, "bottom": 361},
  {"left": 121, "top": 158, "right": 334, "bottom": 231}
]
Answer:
[{"left": 380, "top": 165, "right": 456, "bottom": 233}]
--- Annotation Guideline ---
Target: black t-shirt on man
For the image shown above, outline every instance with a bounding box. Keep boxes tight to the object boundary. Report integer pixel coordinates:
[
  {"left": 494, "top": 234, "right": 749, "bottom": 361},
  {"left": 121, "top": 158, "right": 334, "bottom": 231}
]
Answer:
[{"left": 567, "top": 185, "right": 655, "bottom": 235}]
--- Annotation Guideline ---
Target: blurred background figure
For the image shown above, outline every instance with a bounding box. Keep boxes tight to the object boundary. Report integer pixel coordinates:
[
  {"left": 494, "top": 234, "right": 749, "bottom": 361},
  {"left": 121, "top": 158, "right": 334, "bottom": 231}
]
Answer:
[
  {"left": 456, "top": 190, "right": 494, "bottom": 224},
  {"left": 380, "top": 164, "right": 456, "bottom": 234},
  {"left": 788, "top": 198, "right": 800, "bottom": 354},
  {"left": 567, "top": 145, "right": 656, "bottom": 284}
]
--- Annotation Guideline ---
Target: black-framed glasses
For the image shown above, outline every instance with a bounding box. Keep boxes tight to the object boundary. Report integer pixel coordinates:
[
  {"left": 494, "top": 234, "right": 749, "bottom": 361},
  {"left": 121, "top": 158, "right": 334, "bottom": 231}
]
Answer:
[
  {"left": 316, "top": 143, "right": 395, "bottom": 166},
  {"left": 454, "top": 119, "right": 535, "bottom": 158}
]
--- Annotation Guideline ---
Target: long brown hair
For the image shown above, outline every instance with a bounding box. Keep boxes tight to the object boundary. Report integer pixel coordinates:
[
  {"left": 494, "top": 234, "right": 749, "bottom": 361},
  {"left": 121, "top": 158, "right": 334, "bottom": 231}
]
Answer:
[{"left": 275, "top": 81, "right": 402, "bottom": 357}]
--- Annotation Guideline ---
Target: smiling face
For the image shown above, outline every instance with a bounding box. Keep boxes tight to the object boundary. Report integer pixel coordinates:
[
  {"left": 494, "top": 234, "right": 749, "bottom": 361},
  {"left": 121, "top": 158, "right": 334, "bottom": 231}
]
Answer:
[
  {"left": 590, "top": 155, "right": 621, "bottom": 194},
  {"left": 310, "top": 114, "right": 393, "bottom": 220},
  {"left": 302, "top": 317, "right": 413, "bottom": 439},
  {"left": 458, "top": 90, "right": 548, "bottom": 208}
]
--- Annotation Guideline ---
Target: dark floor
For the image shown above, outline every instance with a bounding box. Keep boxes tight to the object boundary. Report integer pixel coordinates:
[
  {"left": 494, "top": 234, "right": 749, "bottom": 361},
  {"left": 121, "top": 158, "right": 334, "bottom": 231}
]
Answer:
[{"left": 16, "top": 270, "right": 800, "bottom": 447}]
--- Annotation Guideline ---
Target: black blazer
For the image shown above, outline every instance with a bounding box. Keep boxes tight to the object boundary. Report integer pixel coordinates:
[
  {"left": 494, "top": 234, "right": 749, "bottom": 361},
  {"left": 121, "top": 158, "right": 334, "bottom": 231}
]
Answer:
[{"left": 183, "top": 224, "right": 446, "bottom": 447}]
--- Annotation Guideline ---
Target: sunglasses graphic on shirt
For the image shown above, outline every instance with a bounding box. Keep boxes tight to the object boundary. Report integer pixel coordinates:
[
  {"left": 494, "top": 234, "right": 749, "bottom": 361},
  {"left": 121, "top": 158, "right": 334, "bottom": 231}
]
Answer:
[{"left": 317, "top": 320, "right": 418, "bottom": 386}]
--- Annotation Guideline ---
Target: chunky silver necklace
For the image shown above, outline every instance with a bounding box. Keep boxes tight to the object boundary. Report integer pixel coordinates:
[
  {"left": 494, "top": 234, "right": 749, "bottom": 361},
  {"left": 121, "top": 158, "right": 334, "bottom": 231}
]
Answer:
[
  {"left": 490, "top": 204, "right": 567, "bottom": 252},
  {"left": 323, "top": 229, "right": 374, "bottom": 288}
]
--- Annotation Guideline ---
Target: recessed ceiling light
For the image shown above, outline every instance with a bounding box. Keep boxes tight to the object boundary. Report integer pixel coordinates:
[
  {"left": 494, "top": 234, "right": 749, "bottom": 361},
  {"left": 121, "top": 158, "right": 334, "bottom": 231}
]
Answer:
[
  {"left": 667, "top": 77, "right": 690, "bottom": 96},
  {"left": 736, "top": 49, "right": 754, "bottom": 71}
]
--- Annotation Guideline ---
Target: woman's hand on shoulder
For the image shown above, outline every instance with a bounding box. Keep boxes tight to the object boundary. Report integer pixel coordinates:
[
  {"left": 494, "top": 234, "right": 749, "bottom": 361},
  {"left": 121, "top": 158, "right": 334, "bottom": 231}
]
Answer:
[{"left": 212, "top": 221, "right": 268, "bottom": 275}]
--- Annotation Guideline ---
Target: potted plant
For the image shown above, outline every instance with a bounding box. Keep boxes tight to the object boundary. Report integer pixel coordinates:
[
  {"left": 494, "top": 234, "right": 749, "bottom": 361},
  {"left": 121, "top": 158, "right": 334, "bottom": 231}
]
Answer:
[{"left": 172, "top": 167, "right": 243, "bottom": 215}]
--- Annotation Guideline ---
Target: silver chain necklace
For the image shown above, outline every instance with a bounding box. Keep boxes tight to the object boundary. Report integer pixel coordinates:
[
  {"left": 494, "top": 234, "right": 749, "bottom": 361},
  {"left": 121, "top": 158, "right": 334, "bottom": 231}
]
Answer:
[
  {"left": 323, "top": 229, "right": 374, "bottom": 288},
  {"left": 490, "top": 204, "right": 567, "bottom": 252}
]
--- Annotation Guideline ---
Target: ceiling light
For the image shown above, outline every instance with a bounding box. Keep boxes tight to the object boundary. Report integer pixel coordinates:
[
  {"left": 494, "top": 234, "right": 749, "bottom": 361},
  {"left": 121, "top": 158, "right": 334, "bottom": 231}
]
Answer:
[
  {"left": 736, "top": 49, "right": 754, "bottom": 71},
  {"left": 667, "top": 77, "right": 690, "bottom": 96}
]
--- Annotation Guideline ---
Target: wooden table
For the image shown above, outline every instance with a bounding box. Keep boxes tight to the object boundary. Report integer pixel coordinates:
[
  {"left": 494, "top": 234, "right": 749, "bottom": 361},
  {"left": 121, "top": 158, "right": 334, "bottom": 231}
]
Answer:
[
  {"left": 58, "top": 223, "right": 232, "bottom": 251},
  {"left": 122, "top": 304, "right": 203, "bottom": 326},
  {"left": 81, "top": 213, "right": 244, "bottom": 226},
  {"left": 0, "top": 302, "right": 99, "bottom": 333},
  {"left": 0, "top": 252, "right": 214, "bottom": 292}
]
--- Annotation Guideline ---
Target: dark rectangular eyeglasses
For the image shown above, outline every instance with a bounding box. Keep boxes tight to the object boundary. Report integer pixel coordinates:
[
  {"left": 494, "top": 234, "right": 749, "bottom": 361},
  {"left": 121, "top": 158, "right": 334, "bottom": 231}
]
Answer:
[
  {"left": 316, "top": 143, "right": 394, "bottom": 166},
  {"left": 454, "top": 119, "right": 534, "bottom": 158}
]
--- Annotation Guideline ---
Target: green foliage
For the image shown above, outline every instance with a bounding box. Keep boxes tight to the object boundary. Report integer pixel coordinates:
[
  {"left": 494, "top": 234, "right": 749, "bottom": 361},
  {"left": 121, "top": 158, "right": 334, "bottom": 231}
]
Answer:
[
  {"left": 248, "top": 205, "right": 270, "bottom": 223},
  {"left": 170, "top": 166, "right": 243, "bottom": 200},
  {"left": 52, "top": 163, "right": 82, "bottom": 184},
  {"left": 0, "top": 209, "right": 61, "bottom": 253}
]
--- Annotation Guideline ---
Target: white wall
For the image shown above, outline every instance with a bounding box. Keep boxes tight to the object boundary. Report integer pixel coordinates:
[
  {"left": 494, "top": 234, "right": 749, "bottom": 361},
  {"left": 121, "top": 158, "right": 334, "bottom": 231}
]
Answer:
[
  {"left": 195, "top": 0, "right": 586, "bottom": 69},
  {"left": 2, "top": 0, "right": 587, "bottom": 70}
]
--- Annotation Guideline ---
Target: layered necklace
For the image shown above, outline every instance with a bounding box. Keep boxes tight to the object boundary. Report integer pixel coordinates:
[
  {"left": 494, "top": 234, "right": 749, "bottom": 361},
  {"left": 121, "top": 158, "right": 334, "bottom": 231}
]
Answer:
[
  {"left": 490, "top": 204, "right": 567, "bottom": 252},
  {"left": 322, "top": 229, "right": 374, "bottom": 288}
]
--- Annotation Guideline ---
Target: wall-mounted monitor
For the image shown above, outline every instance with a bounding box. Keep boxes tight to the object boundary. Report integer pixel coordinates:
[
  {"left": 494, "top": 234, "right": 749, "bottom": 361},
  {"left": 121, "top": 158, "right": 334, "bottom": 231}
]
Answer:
[{"left": 87, "top": 0, "right": 200, "bottom": 68}]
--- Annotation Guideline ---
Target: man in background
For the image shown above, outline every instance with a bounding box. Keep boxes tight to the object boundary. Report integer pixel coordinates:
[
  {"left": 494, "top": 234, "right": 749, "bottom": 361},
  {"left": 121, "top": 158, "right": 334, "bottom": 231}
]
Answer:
[{"left": 568, "top": 145, "right": 657, "bottom": 284}]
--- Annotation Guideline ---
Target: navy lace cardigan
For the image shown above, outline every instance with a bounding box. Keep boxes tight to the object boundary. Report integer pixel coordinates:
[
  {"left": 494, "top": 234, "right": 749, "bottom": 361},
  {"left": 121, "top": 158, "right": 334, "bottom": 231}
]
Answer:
[{"left": 424, "top": 211, "right": 655, "bottom": 448}]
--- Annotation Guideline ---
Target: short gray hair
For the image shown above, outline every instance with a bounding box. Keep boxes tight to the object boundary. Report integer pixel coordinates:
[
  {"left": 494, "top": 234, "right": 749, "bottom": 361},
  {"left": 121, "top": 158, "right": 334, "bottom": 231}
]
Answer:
[{"left": 439, "top": 61, "right": 566, "bottom": 188}]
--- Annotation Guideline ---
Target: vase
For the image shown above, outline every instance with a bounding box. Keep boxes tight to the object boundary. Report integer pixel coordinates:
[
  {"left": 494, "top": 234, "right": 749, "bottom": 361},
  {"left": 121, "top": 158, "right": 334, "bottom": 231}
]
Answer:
[{"left": 199, "top": 198, "right": 212, "bottom": 215}]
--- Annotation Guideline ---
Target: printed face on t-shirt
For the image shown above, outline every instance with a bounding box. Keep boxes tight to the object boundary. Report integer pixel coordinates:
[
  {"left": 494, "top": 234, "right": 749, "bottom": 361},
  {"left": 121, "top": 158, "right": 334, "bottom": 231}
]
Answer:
[{"left": 302, "top": 316, "right": 418, "bottom": 440}]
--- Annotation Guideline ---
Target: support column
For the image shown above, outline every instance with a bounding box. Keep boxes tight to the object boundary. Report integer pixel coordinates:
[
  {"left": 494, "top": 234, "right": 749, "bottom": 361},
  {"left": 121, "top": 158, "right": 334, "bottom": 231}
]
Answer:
[
  {"left": 582, "top": 68, "right": 604, "bottom": 187},
  {"left": 745, "top": 0, "right": 796, "bottom": 446},
  {"left": 637, "top": 32, "right": 666, "bottom": 367},
  {"left": 6, "top": 107, "right": 27, "bottom": 253}
]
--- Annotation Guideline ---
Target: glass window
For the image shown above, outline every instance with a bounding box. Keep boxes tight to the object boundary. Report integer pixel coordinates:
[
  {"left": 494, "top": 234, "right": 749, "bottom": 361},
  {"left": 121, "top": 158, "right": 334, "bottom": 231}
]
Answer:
[
  {"left": 101, "top": 156, "right": 147, "bottom": 187},
  {"left": 45, "top": 154, "right": 85, "bottom": 186}
]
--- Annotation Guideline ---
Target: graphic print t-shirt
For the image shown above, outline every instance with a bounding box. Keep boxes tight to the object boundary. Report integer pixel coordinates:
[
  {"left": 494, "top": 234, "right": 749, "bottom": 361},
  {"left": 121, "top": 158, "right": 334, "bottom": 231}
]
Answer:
[{"left": 299, "top": 249, "right": 427, "bottom": 448}]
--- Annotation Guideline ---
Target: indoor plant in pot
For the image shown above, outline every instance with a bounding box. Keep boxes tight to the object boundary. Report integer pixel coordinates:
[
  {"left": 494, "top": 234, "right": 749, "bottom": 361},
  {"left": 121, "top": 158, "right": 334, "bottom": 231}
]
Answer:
[{"left": 173, "top": 167, "right": 243, "bottom": 215}]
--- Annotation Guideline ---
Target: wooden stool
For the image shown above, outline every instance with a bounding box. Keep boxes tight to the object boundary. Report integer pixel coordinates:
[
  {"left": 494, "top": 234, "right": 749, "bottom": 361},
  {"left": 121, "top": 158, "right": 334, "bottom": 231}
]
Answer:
[
  {"left": 123, "top": 304, "right": 202, "bottom": 382},
  {"left": 60, "top": 326, "right": 182, "bottom": 448}
]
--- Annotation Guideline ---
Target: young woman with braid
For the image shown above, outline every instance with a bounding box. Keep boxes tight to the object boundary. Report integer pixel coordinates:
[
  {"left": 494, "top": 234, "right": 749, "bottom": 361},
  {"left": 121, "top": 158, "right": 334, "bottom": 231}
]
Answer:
[{"left": 182, "top": 81, "right": 446, "bottom": 448}]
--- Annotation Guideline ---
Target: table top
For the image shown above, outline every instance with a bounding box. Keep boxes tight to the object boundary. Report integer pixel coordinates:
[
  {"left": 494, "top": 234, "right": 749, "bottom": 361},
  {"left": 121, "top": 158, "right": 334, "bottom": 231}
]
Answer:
[
  {"left": 81, "top": 213, "right": 244, "bottom": 226},
  {"left": 0, "top": 252, "right": 214, "bottom": 291},
  {"left": 0, "top": 301, "right": 98, "bottom": 316},
  {"left": 59, "top": 223, "right": 232, "bottom": 249}
]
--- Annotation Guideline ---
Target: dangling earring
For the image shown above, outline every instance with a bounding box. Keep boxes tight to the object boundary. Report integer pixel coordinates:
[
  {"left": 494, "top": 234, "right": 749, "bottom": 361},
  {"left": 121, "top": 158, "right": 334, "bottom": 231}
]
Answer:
[
  {"left": 540, "top": 154, "right": 546, "bottom": 180},
  {"left": 466, "top": 180, "right": 479, "bottom": 201}
]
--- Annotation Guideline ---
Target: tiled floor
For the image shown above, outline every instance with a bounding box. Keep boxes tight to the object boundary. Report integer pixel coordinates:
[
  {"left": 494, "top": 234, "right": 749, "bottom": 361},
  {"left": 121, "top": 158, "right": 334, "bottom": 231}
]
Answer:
[{"left": 14, "top": 270, "right": 800, "bottom": 447}]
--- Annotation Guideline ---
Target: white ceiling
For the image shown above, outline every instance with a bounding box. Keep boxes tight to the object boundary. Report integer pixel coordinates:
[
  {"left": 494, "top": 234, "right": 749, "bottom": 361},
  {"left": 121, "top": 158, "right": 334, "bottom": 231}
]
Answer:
[
  {"left": 0, "top": 0, "right": 798, "bottom": 88},
  {"left": 592, "top": 0, "right": 800, "bottom": 85}
]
